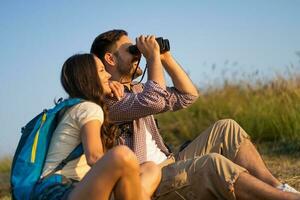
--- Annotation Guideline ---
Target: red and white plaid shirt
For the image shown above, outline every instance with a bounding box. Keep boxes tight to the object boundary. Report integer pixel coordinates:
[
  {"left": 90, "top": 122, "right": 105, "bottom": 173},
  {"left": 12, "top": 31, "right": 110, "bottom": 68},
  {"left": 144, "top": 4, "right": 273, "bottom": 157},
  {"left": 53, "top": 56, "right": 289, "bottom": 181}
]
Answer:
[{"left": 104, "top": 80, "right": 198, "bottom": 163}]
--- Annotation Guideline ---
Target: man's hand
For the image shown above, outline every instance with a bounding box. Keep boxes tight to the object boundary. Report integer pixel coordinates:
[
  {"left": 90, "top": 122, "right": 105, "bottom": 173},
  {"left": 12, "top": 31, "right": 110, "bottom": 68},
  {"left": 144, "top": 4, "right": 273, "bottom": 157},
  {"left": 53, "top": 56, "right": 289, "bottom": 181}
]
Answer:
[
  {"left": 135, "top": 35, "right": 166, "bottom": 89},
  {"left": 136, "top": 35, "right": 160, "bottom": 62},
  {"left": 109, "top": 80, "right": 124, "bottom": 100},
  {"left": 160, "top": 51, "right": 172, "bottom": 62}
]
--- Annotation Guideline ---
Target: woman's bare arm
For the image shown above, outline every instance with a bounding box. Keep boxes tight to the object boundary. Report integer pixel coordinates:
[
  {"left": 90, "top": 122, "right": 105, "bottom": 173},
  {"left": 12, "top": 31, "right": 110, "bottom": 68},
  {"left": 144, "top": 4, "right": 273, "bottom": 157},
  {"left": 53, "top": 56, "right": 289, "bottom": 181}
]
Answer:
[{"left": 80, "top": 120, "right": 104, "bottom": 166}]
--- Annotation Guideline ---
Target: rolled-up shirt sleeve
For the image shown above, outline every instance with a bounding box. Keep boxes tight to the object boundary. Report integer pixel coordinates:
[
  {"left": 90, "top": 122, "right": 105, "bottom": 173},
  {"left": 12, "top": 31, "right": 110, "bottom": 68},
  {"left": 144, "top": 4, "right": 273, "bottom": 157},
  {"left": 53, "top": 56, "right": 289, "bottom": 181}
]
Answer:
[
  {"left": 105, "top": 80, "right": 198, "bottom": 122},
  {"left": 165, "top": 86, "right": 198, "bottom": 111}
]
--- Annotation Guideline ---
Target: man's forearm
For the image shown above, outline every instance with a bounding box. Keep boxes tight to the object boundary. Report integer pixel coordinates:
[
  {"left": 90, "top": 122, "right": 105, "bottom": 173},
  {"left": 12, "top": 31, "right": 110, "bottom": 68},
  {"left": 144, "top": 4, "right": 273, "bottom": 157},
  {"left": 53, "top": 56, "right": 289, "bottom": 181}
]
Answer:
[
  {"left": 161, "top": 52, "right": 199, "bottom": 96},
  {"left": 147, "top": 57, "right": 166, "bottom": 90}
]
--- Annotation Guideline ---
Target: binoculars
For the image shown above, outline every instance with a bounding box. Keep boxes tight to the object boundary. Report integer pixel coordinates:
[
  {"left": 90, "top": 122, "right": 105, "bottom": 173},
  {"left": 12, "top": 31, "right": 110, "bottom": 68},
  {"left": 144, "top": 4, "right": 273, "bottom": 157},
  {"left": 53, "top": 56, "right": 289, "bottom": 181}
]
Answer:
[{"left": 128, "top": 37, "right": 170, "bottom": 55}]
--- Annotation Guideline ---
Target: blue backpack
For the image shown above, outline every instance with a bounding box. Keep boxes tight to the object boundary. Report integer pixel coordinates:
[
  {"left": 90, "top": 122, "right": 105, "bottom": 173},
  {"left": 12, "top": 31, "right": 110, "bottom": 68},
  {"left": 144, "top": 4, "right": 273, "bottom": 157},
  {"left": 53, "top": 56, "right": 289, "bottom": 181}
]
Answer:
[{"left": 10, "top": 98, "right": 84, "bottom": 200}]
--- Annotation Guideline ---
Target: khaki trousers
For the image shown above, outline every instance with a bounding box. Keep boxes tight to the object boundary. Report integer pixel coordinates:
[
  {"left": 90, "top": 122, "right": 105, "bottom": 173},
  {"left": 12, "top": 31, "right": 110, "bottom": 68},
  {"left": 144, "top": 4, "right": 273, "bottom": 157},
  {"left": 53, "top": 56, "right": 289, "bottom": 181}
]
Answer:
[{"left": 154, "top": 119, "right": 250, "bottom": 200}]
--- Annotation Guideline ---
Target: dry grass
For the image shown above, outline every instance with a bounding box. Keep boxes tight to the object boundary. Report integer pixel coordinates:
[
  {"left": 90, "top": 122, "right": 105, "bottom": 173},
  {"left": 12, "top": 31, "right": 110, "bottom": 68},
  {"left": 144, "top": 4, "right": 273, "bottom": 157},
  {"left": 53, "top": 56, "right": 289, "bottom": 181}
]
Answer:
[
  {"left": 263, "top": 154, "right": 300, "bottom": 190},
  {"left": 0, "top": 173, "right": 10, "bottom": 200},
  {"left": 0, "top": 157, "right": 11, "bottom": 200},
  {"left": 257, "top": 143, "right": 300, "bottom": 191},
  {"left": 0, "top": 151, "right": 299, "bottom": 199}
]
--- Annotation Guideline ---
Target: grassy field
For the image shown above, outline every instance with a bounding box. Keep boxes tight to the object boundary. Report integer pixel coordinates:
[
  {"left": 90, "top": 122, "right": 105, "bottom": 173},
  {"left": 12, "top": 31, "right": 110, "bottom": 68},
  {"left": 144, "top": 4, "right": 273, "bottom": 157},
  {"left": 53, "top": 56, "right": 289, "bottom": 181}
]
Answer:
[
  {"left": 1, "top": 66, "right": 300, "bottom": 199},
  {"left": 262, "top": 153, "right": 300, "bottom": 190},
  {"left": 157, "top": 72, "right": 300, "bottom": 153},
  {"left": 0, "top": 157, "right": 11, "bottom": 200},
  {"left": 0, "top": 149, "right": 299, "bottom": 200}
]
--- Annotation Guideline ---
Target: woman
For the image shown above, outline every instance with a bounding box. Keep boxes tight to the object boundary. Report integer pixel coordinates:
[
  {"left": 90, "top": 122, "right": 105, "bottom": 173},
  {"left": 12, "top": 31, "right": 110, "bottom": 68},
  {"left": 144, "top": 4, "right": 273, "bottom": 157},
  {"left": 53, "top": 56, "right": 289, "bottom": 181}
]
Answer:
[{"left": 32, "top": 54, "right": 161, "bottom": 200}]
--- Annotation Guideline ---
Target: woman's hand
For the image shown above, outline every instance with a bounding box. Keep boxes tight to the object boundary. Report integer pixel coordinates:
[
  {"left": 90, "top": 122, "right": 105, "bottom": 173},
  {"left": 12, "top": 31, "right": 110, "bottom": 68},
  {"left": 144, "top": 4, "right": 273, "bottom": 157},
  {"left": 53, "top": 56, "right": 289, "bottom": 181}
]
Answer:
[{"left": 108, "top": 80, "right": 124, "bottom": 100}]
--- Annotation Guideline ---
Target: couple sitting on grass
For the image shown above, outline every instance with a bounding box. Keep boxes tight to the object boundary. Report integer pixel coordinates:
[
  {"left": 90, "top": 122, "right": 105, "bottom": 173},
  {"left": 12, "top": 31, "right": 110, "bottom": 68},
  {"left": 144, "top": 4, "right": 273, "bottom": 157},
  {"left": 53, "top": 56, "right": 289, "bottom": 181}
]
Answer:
[{"left": 33, "top": 29, "right": 300, "bottom": 200}]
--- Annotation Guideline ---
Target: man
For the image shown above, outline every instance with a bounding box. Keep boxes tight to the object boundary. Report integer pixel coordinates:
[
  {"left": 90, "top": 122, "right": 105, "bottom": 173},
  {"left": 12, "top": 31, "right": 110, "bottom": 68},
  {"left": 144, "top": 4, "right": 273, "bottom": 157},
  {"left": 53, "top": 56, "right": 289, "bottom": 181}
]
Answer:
[{"left": 90, "top": 29, "right": 300, "bottom": 200}]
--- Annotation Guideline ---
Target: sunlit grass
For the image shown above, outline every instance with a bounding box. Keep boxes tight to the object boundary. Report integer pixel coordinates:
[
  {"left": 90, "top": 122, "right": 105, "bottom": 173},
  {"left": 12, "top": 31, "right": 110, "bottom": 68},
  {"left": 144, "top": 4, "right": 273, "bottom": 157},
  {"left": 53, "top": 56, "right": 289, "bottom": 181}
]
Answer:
[
  {"left": 0, "top": 157, "right": 11, "bottom": 199},
  {"left": 0, "top": 157, "right": 11, "bottom": 174},
  {"left": 1, "top": 56, "right": 300, "bottom": 197},
  {"left": 158, "top": 65, "right": 300, "bottom": 153}
]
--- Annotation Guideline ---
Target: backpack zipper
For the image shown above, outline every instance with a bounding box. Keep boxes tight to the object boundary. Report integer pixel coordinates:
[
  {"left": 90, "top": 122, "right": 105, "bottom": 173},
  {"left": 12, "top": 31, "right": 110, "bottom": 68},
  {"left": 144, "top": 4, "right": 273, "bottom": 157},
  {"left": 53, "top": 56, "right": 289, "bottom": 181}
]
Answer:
[{"left": 31, "top": 112, "right": 47, "bottom": 163}]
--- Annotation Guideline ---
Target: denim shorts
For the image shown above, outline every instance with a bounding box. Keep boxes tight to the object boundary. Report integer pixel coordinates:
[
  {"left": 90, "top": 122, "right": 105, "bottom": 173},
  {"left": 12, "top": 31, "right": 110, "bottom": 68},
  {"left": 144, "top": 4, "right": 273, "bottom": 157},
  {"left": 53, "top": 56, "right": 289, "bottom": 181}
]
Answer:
[{"left": 31, "top": 174, "right": 78, "bottom": 200}]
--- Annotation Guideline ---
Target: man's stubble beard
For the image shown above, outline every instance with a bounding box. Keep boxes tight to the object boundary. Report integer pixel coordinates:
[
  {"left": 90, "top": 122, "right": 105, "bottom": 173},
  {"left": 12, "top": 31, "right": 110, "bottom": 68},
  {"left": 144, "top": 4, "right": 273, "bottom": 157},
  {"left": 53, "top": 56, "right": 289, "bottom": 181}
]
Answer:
[{"left": 116, "top": 56, "right": 143, "bottom": 83}]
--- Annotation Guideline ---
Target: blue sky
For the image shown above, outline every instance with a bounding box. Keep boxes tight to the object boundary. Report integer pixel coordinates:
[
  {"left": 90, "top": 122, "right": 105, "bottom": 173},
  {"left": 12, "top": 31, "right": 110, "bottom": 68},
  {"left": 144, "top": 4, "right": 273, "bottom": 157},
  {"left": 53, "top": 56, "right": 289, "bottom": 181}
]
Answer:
[{"left": 0, "top": 0, "right": 300, "bottom": 157}]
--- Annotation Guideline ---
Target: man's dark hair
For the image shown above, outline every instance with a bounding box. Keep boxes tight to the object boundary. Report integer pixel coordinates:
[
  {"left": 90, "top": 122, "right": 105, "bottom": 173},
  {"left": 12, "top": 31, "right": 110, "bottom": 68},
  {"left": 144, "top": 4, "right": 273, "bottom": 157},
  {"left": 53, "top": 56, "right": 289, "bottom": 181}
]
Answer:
[{"left": 90, "top": 29, "right": 128, "bottom": 62}]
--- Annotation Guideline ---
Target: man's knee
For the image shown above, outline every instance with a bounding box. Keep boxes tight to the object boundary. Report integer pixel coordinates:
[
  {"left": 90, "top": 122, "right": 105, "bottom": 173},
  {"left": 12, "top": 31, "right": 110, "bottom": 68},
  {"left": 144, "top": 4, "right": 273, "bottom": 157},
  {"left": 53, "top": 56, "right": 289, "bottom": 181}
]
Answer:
[
  {"left": 178, "top": 153, "right": 231, "bottom": 191},
  {"left": 214, "top": 119, "right": 249, "bottom": 138},
  {"left": 190, "top": 153, "right": 224, "bottom": 172},
  {"left": 190, "top": 154, "right": 245, "bottom": 200},
  {"left": 141, "top": 161, "right": 161, "bottom": 174},
  {"left": 204, "top": 153, "right": 225, "bottom": 165},
  {"left": 193, "top": 153, "right": 240, "bottom": 185},
  {"left": 215, "top": 118, "right": 238, "bottom": 127}
]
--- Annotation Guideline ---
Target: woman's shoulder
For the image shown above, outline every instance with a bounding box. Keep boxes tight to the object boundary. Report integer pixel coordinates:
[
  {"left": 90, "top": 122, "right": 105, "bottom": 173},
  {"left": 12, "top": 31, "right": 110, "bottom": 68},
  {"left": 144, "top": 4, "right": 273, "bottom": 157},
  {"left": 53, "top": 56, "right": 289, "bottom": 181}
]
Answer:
[
  {"left": 68, "top": 101, "right": 104, "bottom": 124},
  {"left": 75, "top": 101, "right": 103, "bottom": 110}
]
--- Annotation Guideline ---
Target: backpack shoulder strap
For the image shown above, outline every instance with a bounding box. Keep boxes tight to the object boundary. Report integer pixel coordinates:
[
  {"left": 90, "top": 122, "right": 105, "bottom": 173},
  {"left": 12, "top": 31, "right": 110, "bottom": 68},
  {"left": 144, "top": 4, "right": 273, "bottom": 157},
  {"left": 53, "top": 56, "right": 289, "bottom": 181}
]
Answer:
[{"left": 41, "top": 143, "right": 83, "bottom": 180}]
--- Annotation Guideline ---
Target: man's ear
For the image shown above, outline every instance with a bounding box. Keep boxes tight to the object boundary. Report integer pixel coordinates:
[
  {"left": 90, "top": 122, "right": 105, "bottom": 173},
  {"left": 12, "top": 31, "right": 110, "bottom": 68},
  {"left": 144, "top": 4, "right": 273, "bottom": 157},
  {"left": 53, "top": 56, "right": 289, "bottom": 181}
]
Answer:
[{"left": 104, "top": 53, "right": 116, "bottom": 66}]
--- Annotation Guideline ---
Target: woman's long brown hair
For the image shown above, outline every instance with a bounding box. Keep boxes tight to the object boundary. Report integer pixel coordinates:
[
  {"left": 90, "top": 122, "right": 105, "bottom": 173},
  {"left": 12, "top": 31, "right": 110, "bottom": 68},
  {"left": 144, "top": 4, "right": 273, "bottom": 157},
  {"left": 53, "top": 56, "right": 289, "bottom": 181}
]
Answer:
[{"left": 60, "top": 54, "right": 117, "bottom": 150}]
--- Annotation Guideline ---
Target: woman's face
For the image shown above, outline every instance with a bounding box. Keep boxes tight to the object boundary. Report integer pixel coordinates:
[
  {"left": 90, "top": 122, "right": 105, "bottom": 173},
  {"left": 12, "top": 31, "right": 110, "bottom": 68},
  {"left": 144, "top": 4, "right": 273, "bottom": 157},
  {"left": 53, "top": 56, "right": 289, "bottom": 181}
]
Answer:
[{"left": 94, "top": 56, "right": 112, "bottom": 95}]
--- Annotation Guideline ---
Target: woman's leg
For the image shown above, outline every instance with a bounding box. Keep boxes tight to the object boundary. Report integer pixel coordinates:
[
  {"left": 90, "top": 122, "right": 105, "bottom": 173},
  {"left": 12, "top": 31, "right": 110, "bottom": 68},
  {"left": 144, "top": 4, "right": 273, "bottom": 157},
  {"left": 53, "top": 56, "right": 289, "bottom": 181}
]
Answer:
[{"left": 68, "top": 145, "right": 143, "bottom": 200}]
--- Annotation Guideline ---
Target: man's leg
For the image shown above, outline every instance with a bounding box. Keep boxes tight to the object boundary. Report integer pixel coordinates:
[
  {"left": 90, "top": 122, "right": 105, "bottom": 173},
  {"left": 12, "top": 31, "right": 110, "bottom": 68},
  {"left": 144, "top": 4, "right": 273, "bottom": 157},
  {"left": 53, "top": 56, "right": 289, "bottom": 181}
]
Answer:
[
  {"left": 234, "top": 138, "right": 280, "bottom": 187},
  {"left": 155, "top": 153, "right": 247, "bottom": 200},
  {"left": 154, "top": 153, "right": 300, "bottom": 200},
  {"left": 177, "top": 119, "right": 280, "bottom": 187},
  {"left": 235, "top": 172, "right": 300, "bottom": 200}
]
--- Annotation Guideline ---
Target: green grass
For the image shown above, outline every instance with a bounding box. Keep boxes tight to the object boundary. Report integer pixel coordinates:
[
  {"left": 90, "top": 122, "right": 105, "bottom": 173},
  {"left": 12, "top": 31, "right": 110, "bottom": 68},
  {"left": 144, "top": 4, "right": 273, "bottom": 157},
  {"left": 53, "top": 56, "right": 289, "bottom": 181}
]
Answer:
[{"left": 157, "top": 72, "right": 300, "bottom": 153}]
